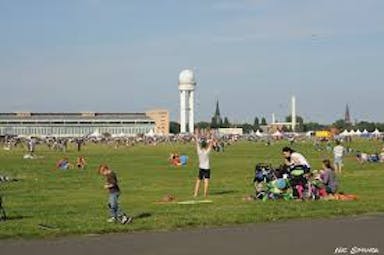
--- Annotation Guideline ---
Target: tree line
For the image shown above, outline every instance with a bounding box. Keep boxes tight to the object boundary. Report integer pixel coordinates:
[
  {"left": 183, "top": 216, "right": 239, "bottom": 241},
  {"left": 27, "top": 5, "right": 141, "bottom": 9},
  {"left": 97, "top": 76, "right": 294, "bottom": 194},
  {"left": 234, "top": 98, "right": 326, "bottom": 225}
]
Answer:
[{"left": 170, "top": 117, "right": 384, "bottom": 134}]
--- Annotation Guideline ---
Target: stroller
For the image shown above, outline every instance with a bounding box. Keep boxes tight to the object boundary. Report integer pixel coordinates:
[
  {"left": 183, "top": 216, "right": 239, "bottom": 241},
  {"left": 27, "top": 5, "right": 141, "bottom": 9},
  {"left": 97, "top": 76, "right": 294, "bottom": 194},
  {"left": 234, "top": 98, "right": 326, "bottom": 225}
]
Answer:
[
  {"left": 253, "top": 163, "right": 276, "bottom": 200},
  {"left": 288, "top": 165, "right": 312, "bottom": 199}
]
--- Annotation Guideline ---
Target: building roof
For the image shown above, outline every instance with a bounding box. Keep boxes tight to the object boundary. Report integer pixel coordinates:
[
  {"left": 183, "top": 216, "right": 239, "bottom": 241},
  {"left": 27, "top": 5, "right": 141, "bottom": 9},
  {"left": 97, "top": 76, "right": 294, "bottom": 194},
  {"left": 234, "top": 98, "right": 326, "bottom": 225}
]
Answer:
[{"left": 0, "top": 112, "right": 153, "bottom": 122}]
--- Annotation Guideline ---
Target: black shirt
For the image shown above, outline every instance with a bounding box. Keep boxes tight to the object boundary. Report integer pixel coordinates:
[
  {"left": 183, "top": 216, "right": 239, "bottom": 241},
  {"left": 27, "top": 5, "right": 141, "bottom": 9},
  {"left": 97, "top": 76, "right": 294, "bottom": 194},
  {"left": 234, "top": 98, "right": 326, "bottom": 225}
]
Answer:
[{"left": 106, "top": 171, "right": 120, "bottom": 193}]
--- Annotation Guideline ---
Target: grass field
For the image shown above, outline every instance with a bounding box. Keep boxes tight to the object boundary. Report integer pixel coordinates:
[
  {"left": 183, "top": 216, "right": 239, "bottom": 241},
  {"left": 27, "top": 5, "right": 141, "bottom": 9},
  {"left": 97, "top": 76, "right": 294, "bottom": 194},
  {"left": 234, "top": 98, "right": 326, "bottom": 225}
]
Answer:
[{"left": 1, "top": 139, "right": 384, "bottom": 239}]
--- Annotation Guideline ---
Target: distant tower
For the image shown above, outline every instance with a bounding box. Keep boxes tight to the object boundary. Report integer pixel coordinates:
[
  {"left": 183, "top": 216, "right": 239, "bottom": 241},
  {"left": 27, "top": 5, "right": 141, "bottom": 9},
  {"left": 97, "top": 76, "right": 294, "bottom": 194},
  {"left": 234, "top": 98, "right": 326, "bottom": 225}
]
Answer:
[
  {"left": 291, "top": 96, "right": 297, "bottom": 131},
  {"left": 211, "top": 99, "right": 223, "bottom": 128},
  {"left": 345, "top": 104, "right": 351, "bottom": 124},
  {"left": 178, "top": 69, "right": 196, "bottom": 134},
  {"left": 215, "top": 100, "right": 221, "bottom": 118}
]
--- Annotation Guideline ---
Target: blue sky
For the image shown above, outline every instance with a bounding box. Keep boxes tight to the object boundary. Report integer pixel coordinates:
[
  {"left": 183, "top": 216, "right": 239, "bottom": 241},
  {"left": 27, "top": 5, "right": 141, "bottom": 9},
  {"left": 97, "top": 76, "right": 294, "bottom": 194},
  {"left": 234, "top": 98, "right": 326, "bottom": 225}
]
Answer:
[{"left": 0, "top": 0, "right": 383, "bottom": 124}]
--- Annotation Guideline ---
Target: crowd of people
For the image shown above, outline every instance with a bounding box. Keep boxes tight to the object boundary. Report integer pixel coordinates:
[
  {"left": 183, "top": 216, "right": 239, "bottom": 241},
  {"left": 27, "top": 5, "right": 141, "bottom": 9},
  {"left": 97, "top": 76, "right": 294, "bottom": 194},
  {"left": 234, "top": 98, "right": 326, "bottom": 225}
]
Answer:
[
  {"left": 249, "top": 146, "right": 341, "bottom": 201},
  {"left": 1, "top": 130, "right": 382, "bottom": 223}
]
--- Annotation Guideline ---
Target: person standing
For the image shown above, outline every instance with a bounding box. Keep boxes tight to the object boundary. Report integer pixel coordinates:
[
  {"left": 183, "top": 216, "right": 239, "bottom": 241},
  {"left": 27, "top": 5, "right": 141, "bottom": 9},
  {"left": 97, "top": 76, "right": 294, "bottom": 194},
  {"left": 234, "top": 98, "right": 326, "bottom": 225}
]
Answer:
[
  {"left": 99, "top": 164, "right": 132, "bottom": 224},
  {"left": 193, "top": 129, "right": 214, "bottom": 198},
  {"left": 28, "top": 139, "right": 36, "bottom": 156},
  {"left": 333, "top": 140, "right": 345, "bottom": 174}
]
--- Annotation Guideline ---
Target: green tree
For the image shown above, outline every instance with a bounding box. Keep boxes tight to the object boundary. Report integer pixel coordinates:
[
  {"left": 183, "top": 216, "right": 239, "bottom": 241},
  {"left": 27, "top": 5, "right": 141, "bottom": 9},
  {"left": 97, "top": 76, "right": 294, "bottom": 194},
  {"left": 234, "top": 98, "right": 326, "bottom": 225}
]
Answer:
[
  {"left": 261, "top": 117, "right": 267, "bottom": 126},
  {"left": 285, "top": 115, "right": 305, "bottom": 132},
  {"left": 253, "top": 117, "right": 260, "bottom": 130},
  {"left": 354, "top": 121, "right": 376, "bottom": 132},
  {"left": 195, "top": 122, "right": 211, "bottom": 130},
  {"left": 211, "top": 117, "right": 218, "bottom": 129},
  {"left": 169, "top": 121, "right": 180, "bottom": 134},
  {"left": 241, "top": 123, "right": 254, "bottom": 134},
  {"left": 332, "top": 119, "right": 350, "bottom": 130},
  {"left": 223, "top": 117, "right": 231, "bottom": 128},
  {"left": 303, "top": 122, "right": 326, "bottom": 132}
]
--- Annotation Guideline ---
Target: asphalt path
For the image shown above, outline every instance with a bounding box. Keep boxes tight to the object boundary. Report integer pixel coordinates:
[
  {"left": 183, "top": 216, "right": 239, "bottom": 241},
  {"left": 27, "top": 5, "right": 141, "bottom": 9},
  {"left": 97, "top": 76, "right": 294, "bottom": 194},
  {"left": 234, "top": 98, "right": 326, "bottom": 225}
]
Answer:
[{"left": 1, "top": 214, "right": 383, "bottom": 255}]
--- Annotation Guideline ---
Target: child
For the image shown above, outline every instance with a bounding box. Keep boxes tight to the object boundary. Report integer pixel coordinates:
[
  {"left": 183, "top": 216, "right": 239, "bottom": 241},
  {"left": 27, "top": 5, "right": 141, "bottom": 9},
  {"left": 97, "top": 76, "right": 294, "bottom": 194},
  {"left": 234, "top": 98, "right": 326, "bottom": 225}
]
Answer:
[
  {"left": 321, "top": 159, "right": 338, "bottom": 195},
  {"left": 98, "top": 164, "right": 132, "bottom": 224}
]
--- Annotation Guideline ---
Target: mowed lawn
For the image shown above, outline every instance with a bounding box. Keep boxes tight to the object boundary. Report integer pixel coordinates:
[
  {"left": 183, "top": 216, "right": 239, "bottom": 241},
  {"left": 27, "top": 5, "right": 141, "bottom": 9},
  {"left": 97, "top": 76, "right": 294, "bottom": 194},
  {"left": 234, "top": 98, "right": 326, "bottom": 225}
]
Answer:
[{"left": 0, "top": 139, "right": 384, "bottom": 239}]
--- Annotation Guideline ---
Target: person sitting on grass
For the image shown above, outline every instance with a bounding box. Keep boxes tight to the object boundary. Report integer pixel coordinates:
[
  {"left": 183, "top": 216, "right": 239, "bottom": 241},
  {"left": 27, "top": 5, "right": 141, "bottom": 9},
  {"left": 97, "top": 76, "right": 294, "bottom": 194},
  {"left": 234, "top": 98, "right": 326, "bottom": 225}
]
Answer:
[
  {"left": 98, "top": 164, "right": 132, "bottom": 224},
  {"left": 169, "top": 153, "right": 181, "bottom": 166},
  {"left": 193, "top": 129, "right": 215, "bottom": 198},
  {"left": 56, "top": 158, "right": 72, "bottom": 170},
  {"left": 380, "top": 147, "right": 384, "bottom": 163},
  {"left": 320, "top": 159, "right": 338, "bottom": 195},
  {"left": 179, "top": 154, "right": 188, "bottom": 166},
  {"left": 76, "top": 155, "right": 86, "bottom": 169}
]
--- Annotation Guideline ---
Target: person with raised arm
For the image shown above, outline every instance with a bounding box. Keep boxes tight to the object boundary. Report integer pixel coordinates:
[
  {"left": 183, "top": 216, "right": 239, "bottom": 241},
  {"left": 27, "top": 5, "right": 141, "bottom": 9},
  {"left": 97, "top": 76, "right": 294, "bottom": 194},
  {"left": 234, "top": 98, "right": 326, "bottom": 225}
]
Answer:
[{"left": 193, "top": 128, "right": 215, "bottom": 198}]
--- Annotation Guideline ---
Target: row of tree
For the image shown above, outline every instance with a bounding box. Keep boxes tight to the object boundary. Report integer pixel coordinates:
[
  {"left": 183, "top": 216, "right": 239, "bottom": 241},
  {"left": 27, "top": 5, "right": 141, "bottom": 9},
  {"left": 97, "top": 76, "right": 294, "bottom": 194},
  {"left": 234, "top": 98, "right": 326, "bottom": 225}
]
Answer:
[{"left": 170, "top": 117, "right": 384, "bottom": 134}]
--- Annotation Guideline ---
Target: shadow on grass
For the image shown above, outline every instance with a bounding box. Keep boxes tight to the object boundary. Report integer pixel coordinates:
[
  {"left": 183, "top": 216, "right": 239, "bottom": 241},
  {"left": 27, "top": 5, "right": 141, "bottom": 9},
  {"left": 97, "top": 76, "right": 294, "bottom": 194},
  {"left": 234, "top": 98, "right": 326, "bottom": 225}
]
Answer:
[
  {"left": 134, "top": 212, "right": 152, "bottom": 219},
  {"left": 37, "top": 223, "right": 60, "bottom": 231},
  {"left": 211, "top": 190, "right": 237, "bottom": 196},
  {"left": 2, "top": 215, "right": 32, "bottom": 221}
]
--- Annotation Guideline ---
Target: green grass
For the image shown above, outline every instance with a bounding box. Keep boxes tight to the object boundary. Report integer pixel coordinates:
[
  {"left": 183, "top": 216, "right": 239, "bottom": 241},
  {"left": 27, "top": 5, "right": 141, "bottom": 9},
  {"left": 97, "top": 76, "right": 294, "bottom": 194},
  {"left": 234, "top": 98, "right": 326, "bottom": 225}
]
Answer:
[{"left": 0, "top": 139, "right": 384, "bottom": 239}]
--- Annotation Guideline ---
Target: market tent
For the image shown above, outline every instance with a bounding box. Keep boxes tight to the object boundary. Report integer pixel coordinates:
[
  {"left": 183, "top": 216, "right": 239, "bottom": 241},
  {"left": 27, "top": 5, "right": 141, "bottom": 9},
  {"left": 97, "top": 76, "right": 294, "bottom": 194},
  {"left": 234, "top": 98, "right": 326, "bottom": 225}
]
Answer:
[
  {"left": 255, "top": 130, "right": 264, "bottom": 137},
  {"left": 272, "top": 130, "right": 283, "bottom": 138},
  {"left": 372, "top": 129, "right": 382, "bottom": 136}
]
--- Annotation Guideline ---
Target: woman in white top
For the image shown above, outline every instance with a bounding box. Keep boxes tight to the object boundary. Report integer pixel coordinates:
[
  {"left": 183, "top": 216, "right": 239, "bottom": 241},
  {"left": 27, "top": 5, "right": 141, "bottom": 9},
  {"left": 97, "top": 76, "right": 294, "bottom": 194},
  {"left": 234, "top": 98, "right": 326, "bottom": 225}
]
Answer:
[
  {"left": 193, "top": 129, "right": 214, "bottom": 198},
  {"left": 282, "top": 147, "right": 311, "bottom": 170}
]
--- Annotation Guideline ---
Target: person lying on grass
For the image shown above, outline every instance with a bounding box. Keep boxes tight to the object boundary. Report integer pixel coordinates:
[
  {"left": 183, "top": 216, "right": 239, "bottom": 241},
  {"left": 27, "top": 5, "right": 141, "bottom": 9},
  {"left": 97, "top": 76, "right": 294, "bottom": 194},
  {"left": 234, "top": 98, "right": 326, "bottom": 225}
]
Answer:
[{"left": 56, "top": 158, "right": 72, "bottom": 170}]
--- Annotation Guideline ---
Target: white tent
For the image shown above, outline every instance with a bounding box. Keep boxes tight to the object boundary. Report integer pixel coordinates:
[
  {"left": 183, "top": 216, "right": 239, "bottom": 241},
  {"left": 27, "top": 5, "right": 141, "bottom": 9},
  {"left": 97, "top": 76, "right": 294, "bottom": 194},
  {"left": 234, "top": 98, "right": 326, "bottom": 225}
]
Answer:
[
  {"left": 349, "top": 130, "right": 356, "bottom": 136},
  {"left": 89, "top": 130, "right": 102, "bottom": 138},
  {"left": 372, "top": 129, "right": 382, "bottom": 136},
  {"left": 362, "top": 129, "right": 369, "bottom": 135},
  {"left": 272, "top": 130, "right": 283, "bottom": 138},
  {"left": 355, "top": 129, "right": 362, "bottom": 136},
  {"left": 305, "top": 131, "right": 315, "bottom": 137},
  {"left": 112, "top": 132, "right": 126, "bottom": 138},
  {"left": 255, "top": 130, "right": 264, "bottom": 137},
  {"left": 340, "top": 130, "right": 350, "bottom": 136},
  {"left": 145, "top": 129, "right": 155, "bottom": 137}
]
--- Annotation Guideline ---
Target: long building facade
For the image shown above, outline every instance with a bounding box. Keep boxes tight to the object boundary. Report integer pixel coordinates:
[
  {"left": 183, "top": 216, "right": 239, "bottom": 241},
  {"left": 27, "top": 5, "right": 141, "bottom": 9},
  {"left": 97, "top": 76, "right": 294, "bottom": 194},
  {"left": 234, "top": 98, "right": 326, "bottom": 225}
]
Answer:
[{"left": 0, "top": 112, "right": 156, "bottom": 137}]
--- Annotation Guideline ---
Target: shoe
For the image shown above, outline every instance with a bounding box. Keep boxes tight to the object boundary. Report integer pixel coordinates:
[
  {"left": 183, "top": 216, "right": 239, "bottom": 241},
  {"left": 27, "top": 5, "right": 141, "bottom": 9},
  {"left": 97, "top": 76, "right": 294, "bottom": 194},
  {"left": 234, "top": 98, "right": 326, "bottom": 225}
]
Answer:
[
  {"left": 107, "top": 217, "right": 117, "bottom": 223},
  {"left": 121, "top": 215, "right": 133, "bottom": 224}
]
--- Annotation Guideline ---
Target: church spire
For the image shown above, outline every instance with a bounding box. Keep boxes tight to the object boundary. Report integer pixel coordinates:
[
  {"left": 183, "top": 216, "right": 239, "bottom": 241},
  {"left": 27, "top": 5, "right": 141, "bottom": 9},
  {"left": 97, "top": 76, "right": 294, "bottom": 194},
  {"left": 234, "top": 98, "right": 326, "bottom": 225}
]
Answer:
[
  {"left": 345, "top": 104, "right": 351, "bottom": 124},
  {"left": 214, "top": 99, "right": 221, "bottom": 117}
]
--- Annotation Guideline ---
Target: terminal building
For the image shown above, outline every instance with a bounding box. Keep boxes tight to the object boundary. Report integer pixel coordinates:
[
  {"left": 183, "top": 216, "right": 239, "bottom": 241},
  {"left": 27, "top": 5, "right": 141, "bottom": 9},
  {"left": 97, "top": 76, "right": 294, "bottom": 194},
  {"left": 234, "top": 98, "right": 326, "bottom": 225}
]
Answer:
[{"left": 0, "top": 111, "right": 169, "bottom": 137}]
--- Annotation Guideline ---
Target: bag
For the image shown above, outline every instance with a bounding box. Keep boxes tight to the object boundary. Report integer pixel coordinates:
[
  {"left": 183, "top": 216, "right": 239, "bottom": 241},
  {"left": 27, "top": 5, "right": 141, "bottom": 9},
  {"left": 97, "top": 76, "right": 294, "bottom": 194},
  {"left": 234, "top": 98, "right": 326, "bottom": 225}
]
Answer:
[{"left": 290, "top": 165, "right": 310, "bottom": 176}]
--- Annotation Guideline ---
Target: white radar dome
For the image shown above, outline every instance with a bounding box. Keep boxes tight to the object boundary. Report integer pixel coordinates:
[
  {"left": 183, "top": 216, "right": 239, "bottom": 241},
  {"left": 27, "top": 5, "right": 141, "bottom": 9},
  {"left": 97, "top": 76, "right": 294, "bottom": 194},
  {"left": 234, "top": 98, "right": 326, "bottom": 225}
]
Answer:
[{"left": 178, "top": 69, "right": 196, "bottom": 84}]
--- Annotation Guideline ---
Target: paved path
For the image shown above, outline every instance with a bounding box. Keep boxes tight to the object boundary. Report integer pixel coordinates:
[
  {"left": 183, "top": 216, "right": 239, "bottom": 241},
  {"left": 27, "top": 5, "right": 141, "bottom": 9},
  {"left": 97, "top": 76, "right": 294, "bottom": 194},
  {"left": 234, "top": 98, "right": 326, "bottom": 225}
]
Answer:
[{"left": 1, "top": 214, "right": 383, "bottom": 255}]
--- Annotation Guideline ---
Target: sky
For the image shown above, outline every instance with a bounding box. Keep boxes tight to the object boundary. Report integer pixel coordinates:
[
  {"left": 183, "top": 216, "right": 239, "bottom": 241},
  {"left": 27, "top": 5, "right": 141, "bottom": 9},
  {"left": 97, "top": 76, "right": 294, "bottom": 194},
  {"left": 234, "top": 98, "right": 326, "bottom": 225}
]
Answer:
[{"left": 0, "top": 0, "right": 383, "bottom": 124}]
